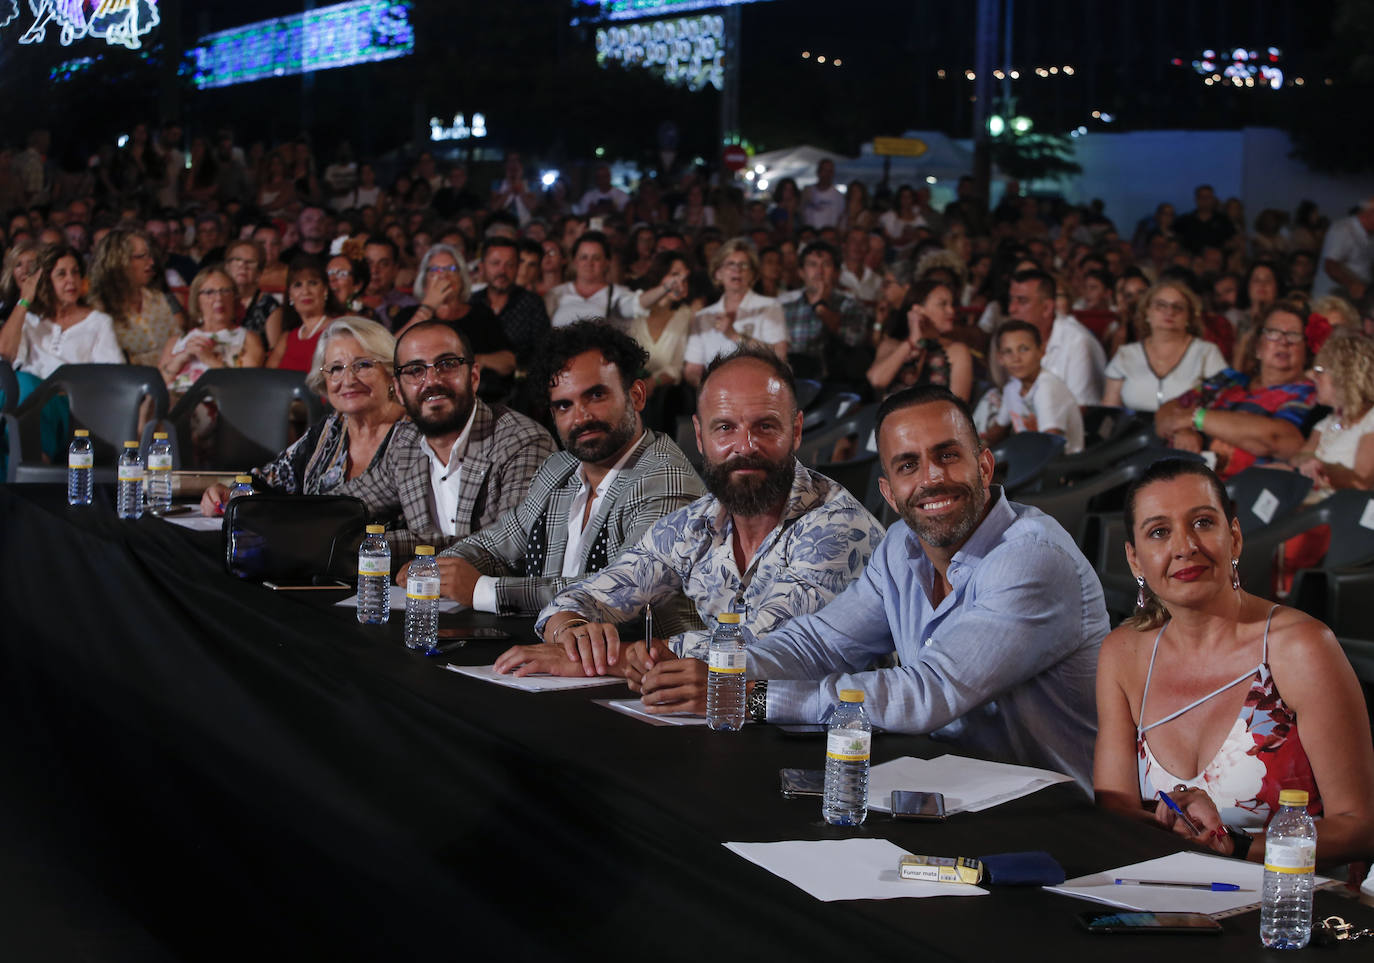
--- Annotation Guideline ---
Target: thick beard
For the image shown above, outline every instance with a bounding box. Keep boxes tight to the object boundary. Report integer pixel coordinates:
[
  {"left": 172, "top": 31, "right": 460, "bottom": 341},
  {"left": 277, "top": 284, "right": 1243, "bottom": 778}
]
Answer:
[
  {"left": 702, "top": 453, "right": 796, "bottom": 517},
  {"left": 564, "top": 403, "right": 638, "bottom": 464},
  {"left": 898, "top": 479, "right": 987, "bottom": 549},
  {"left": 406, "top": 385, "right": 475, "bottom": 438}
]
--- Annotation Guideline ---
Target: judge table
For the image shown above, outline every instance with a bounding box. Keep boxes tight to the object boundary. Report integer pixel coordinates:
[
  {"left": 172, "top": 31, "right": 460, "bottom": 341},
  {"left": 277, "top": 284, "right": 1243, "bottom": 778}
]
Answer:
[{"left": 1, "top": 484, "right": 1370, "bottom": 961}]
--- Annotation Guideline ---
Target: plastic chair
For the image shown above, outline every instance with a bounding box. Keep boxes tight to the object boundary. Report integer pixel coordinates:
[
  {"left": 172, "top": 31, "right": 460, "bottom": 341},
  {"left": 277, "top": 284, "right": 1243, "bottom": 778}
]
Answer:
[
  {"left": 816, "top": 452, "right": 882, "bottom": 511},
  {"left": 990, "top": 432, "right": 1067, "bottom": 495},
  {"left": 159, "top": 368, "right": 323, "bottom": 471},
  {"left": 796, "top": 404, "right": 877, "bottom": 468},
  {"left": 1236, "top": 489, "right": 1374, "bottom": 604},
  {"left": 0, "top": 358, "right": 18, "bottom": 414},
  {"left": 801, "top": 392, "right": 860, "bottom": 433},
  {"left": 794, "top": 378, "right": 823, "bottom": 412},
  {"left": 673, "top": 414, "right": 702, "bottom": 470},
  {"left": 1043, "top": 417, "right": 1156, "bottom": 484},
  {"left": 1223, "top": 467, "right": 1313, "bottom": 536},
  {"left": 6, "top": 364, "right": 168, "bottom": 483}
]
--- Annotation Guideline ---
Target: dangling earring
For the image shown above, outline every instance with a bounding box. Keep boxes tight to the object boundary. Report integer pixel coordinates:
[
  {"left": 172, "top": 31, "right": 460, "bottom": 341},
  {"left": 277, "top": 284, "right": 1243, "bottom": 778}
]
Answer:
[
  {"left": 1135, "top": 575, "right": 1148, "bottom": 609},
  {"left": 387, "top": 383, "right": 396, "bottom": 401},
  {"left": 1231, "top": 558, "right": 1241, "bottom": 591}
]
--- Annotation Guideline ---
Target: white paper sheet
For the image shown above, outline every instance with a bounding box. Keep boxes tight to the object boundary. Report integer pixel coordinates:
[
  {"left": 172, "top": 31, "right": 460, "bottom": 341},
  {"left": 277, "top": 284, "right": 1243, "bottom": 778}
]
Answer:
[
  {"left": 443, "top": 663, "right": 625, "bottom": 692},
  {"left": 724, "top": 838, "right": 988, "bottom": 902},
  {"left": 161, "top": 514, "right": 224, "bottom": 532},
  {"left": 1047, "top": 851, "right": 1333, "bottom": 916},
  {"left": 867, "top": 754, "right": 1075, "bottom": 814},
  {"left": 334, "top": 584, "right": 463, "bottom": 613},
  {"left": 597, "top": 697, "right": 715, "bottom": 726}
]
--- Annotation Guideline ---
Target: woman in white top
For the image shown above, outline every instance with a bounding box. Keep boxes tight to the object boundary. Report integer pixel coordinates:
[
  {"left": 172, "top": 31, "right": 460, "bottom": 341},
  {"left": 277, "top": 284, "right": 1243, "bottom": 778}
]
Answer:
[
  {"left": 0, "top": 242, "right": 122, "bottom": 381},
  {"left": 1102, "top": 279, "right": 1226, "bottom": 412},
  {"left": 544, "top": 232, "right": 675, "bottom": 330},
  {"left": 682, "top": 238, "right": 787, "bottom": 386},
  {"left": 627, "top": 251, "right": 695, "bottom": 393},
  {"left": 1291, "top": 331, "right": 1374, "bottom": 494},
  {"left": 158, "top": 266, "right": 264, "bottom": 397},
  {"left": 879, "top": 185, "right": 924, "bottom": 258}
]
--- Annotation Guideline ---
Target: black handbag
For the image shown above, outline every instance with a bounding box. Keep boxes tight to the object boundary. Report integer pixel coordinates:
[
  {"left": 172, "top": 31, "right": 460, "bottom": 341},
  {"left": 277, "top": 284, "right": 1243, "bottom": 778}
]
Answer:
[{"left": 221, "top": 494, "right": 369, "bottom": 582}]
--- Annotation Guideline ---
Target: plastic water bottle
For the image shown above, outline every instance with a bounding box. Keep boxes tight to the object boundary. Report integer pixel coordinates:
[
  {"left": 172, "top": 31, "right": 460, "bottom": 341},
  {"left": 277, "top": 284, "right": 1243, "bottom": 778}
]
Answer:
[
  {"left": 116, "top": 440, "right": 144, "bottom": 519},
  {"left": 67, "top": 429, "right": 93, "bottom": 505},
  {"left": 706, "top": 612, "right": 747, "bottom": 731},
  {"left": 228, "top": 474, "right": 255, "bottom": 501},
  {"left": 823, "top": 689, "right": 872, "bottom": 826},
  {"left": 357, "top": 524, "right": 391, "bottom": 625},
  {"left": 1261, "top": 789, "right": 1317, "bottom": 949},
  {"left": 145, "top": 432, "right": 173, "bottom": 514},
  {"left": 404, "top": 545, "right": 440, "bottom": 651}
]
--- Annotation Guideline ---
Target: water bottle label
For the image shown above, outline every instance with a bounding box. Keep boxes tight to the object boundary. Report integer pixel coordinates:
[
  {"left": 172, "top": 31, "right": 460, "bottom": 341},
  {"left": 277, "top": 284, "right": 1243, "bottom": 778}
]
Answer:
[
  {"left": 708, "top": 650, "right": 747, "bottom": 673},
  {"left": 826, "top": 729, "right": 871, "bottom": 762},
  {"left": 406, "top": 576, "right": 440, "bottom": 600},
  {"left": 147, "top": 453, "right": 173, "bottom": 470},
  {"left": 117, "top": 469, "right": 145, "bottom": 482},
  {"left": 358, "top": 556, "right": 390, "bottom": 576},
  {"left": 1264, "top": 839, "right": 1315, "bottom": 874},
  {"left": 68, "top": 452, "right": 93, "bottom": 468}
]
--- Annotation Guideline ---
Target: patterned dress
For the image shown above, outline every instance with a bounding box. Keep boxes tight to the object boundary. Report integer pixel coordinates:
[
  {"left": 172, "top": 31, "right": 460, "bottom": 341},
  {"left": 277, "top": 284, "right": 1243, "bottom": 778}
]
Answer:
[
  {"left": 1136, "top": 607, "right": 1322, "bottom": 830},
  {"left": 115, "top": 288, "right": 181, "bottom": 367}
]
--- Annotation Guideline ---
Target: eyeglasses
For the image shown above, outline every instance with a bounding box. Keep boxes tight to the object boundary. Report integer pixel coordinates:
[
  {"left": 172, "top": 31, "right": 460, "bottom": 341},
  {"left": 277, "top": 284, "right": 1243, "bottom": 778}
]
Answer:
[
  {"left": 326, "top": 269, "right": 352, "bottom": 279},
  {"left": 321, "top": 359, "right": 383, "bottom": 381},
  {"left": 427, "top": 264, "right": 459, "bottom": 274},
  {"left": 198, "top": 287, "right": 236, "bottom": 299},
  {"left": 226, "top": 256, "right": 259, "bottom": 268},
  {"left": 394, "top": 356, "right": 469, "bottom": 384},
  {"left": 1149, "top": 298, "right": 1188, "bottom": 315},
  {"left": 1260, "top": 327, "right": 1305, "bottom": 345}
]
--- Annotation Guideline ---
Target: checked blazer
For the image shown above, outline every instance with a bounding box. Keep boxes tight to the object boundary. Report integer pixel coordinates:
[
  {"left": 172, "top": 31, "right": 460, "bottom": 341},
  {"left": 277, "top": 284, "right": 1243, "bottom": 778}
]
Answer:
[
  {"left": 441, "top": 429, "right": 706, "bottom": 628},
  {"left": 335, "top": 400, "right": 556, "bottom": 559}
]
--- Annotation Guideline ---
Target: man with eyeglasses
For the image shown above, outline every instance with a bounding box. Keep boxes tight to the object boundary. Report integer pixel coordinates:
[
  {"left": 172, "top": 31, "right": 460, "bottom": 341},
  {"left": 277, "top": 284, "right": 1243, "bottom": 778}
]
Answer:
[
  {"left": 401, "top": 321, "right": 704, "bottom": 618},
  {"left": 336, "top": 321, "right": 555, "bottom": 556},
  {"left": 1007, "top": 268, "right": 1106, "bottom": 405}
]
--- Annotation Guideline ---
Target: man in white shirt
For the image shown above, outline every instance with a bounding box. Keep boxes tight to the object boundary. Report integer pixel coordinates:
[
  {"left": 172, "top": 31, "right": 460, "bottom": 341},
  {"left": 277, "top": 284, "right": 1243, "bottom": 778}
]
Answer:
[
  {"left": 801, "top": 158, "right": 846, "bottom": 229},
  {"left": 1313, "top": 199, "right": 1374, "bottom": 301},
  {"left": 574, "top": 164, "right": 629, "bottom": 215},
  {"left": 417, "top": 322, "right": 704, "bottom": 618},
  {"left": 985, "top": 320, "right": 1085, "bottom": 454},
  {"left": 1007, "top": 268, "right": 1105, "bottom": 405},
  {"left": 837, "top": 228, "right": 882, "bottom": 305}
]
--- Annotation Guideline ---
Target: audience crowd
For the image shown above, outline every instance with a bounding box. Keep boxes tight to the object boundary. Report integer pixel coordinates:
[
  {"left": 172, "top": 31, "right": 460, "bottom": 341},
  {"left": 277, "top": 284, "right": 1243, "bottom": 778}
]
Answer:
[{"left": 5, "top": 122, "right": 1374, "bottom": 877}]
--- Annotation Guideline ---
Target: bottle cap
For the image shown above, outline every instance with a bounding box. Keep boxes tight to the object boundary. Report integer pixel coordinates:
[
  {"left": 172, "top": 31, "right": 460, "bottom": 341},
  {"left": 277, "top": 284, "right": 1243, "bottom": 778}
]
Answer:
[
  {"left": 123, "top": 440, "right": 140, "bottom": 448},
  {"left": 74, "top": 429, "right": 90, "bottom": 437},
  {"left": 1278, "top": 789, "right": 1309, "bottom": 807},
  {"left": 365, "top": 524, "right": 386, "bottom": 535},
  {"left": 153, "top": 432, "right": 168, "bottom": 440},
  {"left": 838, "top": 689, "right": 865, "bottom": 703},
  {"left": 416, "top": 545, "right": 436, "bottom": 556},
  {"left": 717, "top": 612, "right": 741, "bottom": 624},
  {"left": 235, "top": 474, "right": 253, "bottom": 483}
]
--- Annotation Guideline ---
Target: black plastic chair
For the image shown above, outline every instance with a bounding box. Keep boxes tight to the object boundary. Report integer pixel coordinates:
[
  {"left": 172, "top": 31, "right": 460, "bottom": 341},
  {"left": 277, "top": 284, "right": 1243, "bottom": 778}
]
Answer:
[
  {"left": 794, "top": 378, "right": 823, "bottom": 412},
  {"left": 1042, "top": 417, "right": 1156, "bottom": 485},
  {"left": 990, "top": 432, "right": 1067, "bottom": 495},
  {"left": 1236, "top": 489, "right": 1374, "bottom": 604},
  {"left": 801, "top": 392, "right": 861, "bottom": 433},
  {"left": 1080, "top": 405, "right": 1139, "bottom": 449},
  {"left": 673, "top": 413, "right": 702, "bottom": 471},
  {"left": 816, "top": 452, "right": 882, "bottom": 512},
  {"left": 5, "top": 364, "right": 168, "bottom": 483},
  {"left": 1223, "top": 467, "right": 1313, "bottom": 536},
  {"left": 796, "top": 404, "right": 877, "bottom": 469},
  {"left": 159, "top": 369, "right": 323, "bottom": 471}
]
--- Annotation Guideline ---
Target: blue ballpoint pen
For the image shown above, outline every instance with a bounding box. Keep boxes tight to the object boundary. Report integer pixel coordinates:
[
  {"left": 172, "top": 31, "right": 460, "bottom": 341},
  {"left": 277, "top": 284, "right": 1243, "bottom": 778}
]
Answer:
[
  {"left": 1114, "top": 879, "right": 1241, "bottom": 892},
  {"left": 1157, "top": 789, "right": 1202, "bottom": 835}
]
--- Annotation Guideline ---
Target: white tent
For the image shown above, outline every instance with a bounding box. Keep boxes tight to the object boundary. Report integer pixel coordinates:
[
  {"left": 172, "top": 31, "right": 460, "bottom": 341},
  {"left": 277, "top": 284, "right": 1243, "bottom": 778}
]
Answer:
[{"left": 741, "top": 133, "right": 978, "bottom": 199}]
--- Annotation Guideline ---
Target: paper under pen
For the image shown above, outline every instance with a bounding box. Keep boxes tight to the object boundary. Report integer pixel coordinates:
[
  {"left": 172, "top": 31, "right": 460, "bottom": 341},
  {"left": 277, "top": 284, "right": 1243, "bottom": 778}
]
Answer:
[
  {"left": 1114, "top": 878, "right": 1241, "bottom": 892},
  {"left": 1157, "top": 789, "right": 1203, "bottom": 835}
]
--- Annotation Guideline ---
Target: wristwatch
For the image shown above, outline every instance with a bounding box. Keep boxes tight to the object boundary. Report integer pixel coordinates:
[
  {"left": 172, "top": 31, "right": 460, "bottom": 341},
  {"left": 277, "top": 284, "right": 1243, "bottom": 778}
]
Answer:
[
  {"left": 1224, "top": 824, "right": 1253, "bottom": 861},
  {"left": 747, "top": 680, "right": 768, "bottom": 723}
]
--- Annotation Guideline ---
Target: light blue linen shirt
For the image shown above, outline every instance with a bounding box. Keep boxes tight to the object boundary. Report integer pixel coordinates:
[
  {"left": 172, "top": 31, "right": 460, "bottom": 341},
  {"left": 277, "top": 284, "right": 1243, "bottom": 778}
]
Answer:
[{"left": 747, "top": 488, "right": 1107, "bottom": 792}]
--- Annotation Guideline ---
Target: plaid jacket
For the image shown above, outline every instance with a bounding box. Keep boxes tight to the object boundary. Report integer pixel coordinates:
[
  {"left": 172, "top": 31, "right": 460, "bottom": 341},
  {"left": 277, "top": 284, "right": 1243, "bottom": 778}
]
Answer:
[
  {"left": 441, "top": 430, "right": 706, "bottom": 624},
  {"left": 335, "top": 400, "right": 556, "bottom": 559}
]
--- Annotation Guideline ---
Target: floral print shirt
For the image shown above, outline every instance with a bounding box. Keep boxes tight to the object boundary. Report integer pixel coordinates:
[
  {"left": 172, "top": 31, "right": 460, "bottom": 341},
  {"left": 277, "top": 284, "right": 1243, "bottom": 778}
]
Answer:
[{"left": 536, "top": 460, "right": 885, "bottom": 658}]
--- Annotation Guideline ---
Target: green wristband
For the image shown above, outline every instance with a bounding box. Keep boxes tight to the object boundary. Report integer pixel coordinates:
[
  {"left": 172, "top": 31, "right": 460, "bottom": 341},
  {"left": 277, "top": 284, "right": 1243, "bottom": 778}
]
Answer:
[
  {"left": 17, "top": 298, "right": 29, "bottom": 309},
  {"left": 1192, "top": 407, "right": 1207, "bottom": 432}
]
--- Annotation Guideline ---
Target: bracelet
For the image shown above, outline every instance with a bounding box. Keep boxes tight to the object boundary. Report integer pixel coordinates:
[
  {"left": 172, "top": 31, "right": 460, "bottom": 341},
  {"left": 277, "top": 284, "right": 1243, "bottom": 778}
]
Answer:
[
  {"left": 550, "top": 618, "right": 589, "bottom": 642},
  {"left": 1192, "top": 407, "right": 1207, "bottom": 432},
  {"left": 1224, "top": 824, "right": 1253, "bottom": 861},
  {"left": 17, "top": 298, "right": 29, "bottom": 309}
]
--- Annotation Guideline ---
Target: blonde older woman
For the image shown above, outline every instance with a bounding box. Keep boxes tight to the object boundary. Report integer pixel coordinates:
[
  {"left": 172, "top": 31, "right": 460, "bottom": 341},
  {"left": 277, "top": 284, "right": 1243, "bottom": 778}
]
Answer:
[
  {"left": 682, "top": 238, "right": 787, "bottom": 386},
  {"left": 90, "top": 227, "right": 184, "bottom": 367},
  {"left": 158, "top": 266, "right": 265, "bottom": 396},
  {"left": 1291, "top": 330, "right": 1374, "bottom": 493},
  {"left": 199, "top": 316, "right": 404, "bottom": 514},
  {"left": 1103, "top": 279, "right": 1227, "bottom": 412},
  {"left": 389, "top": 242, "right": 516, "bottom": 377}
]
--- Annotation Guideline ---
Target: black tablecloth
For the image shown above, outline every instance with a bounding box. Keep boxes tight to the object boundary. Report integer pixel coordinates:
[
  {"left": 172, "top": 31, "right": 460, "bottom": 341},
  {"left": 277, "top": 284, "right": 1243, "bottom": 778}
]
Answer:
[{"left": 2, "top": 485, "right": 1369, "bottom": 961}]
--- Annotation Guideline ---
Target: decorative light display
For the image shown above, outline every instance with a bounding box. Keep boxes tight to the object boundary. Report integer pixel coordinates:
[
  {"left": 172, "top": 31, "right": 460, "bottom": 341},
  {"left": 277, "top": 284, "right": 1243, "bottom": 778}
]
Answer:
[
  {"left": 15, "top": 0, "right": 159, "bottom": 50},
  {"left": 430, "top": 112, "right": 487, "bottom": 142},
  {"left": 572, "top": 0, "right": 772, "bottom": 26},
  {"left": 190, "top": 0, "right": 414, "bottom": 90},
  {"left": 1182, "top": 47, "right": 1284, "bottom": 90},
  {"left": 596, "top": 13, "right": 724, "bottom": 91}
]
